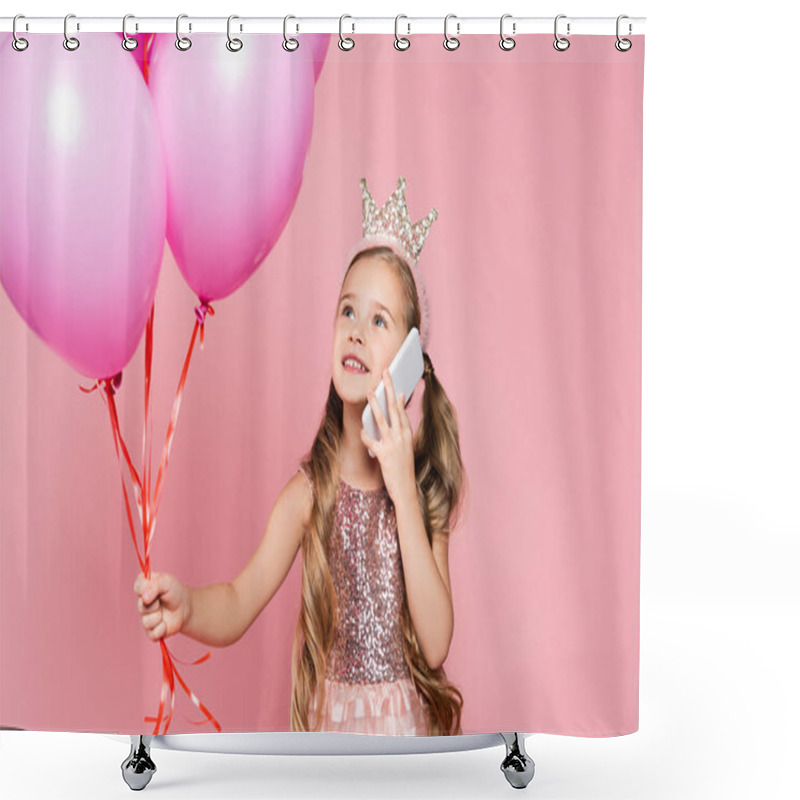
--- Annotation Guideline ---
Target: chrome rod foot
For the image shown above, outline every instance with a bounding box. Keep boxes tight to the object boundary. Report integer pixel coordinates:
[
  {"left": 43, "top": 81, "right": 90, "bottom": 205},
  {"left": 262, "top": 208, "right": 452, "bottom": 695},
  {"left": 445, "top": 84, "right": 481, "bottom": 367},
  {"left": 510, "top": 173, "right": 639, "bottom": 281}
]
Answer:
[
  {"left": 121, "top": 735, "right": 156, "bottom": 791},
  {"left": 500, "top": 732, "right": 535, "bottom": 789}
]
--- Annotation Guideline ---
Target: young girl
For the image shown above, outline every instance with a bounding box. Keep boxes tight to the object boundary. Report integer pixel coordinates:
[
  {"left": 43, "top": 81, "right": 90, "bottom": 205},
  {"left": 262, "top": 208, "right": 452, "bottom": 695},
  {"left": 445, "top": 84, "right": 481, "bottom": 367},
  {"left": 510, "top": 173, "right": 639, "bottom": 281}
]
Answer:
[{"left": 134, "top": 177, "right": 466, "bottom": 736}]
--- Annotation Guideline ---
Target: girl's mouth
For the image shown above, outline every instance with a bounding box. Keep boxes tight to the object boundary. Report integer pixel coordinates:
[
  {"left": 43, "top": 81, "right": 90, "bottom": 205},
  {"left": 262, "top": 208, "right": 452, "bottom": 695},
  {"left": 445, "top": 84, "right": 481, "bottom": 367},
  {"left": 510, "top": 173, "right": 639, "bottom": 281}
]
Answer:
[{"left": 343, "top": 358, "right": 369, "bottom": 374}]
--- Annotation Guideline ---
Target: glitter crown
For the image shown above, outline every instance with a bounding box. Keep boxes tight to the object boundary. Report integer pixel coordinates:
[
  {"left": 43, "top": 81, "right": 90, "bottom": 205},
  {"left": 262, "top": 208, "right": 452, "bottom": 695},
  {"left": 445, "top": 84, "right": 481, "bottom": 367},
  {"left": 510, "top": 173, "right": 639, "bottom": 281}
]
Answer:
[{"left": 358, "top": 176, "right": 438, "bottom": 267}]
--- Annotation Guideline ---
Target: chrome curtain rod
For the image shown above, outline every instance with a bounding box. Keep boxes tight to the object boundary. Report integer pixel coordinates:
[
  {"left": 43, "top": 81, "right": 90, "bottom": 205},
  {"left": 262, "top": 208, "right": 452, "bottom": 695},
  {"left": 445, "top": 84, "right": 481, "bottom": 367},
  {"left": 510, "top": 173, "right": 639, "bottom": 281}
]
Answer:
[{"left": 1, "top": 15, "right": 646, "bottom": 36}]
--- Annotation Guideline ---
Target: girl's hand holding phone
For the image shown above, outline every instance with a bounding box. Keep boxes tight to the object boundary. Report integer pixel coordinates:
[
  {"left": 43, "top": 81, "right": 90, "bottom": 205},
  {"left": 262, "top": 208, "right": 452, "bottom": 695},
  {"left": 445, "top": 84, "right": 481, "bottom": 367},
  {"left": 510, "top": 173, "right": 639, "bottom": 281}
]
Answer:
[
  {"left": 133, "top": 571, "right": 189, "bottom": 642},
  {"left": 361, "top": 368, "right": 417, "bottom": 506}
]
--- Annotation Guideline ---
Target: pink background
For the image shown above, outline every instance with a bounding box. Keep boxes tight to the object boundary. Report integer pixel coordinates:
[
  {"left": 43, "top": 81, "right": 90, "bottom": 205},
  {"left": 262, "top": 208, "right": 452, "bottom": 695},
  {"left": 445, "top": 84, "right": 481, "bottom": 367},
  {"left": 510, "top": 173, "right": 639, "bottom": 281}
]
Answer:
[{"left": 0, "top": 34, "right": 643, "bottom": 736}]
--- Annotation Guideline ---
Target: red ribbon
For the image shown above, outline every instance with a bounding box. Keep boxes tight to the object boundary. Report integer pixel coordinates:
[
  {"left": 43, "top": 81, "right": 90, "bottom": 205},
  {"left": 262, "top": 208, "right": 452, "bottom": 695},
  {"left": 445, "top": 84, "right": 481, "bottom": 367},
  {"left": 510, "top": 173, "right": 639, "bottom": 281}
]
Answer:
[{"left": 80, "top": 298, "right": 221, "bottom": 734}]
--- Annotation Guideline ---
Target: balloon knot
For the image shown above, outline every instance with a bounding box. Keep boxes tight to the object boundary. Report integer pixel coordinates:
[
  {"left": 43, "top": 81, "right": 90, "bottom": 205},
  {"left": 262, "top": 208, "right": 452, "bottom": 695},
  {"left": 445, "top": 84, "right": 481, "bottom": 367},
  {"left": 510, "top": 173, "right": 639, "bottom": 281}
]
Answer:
[
  {"left": 104, "top": 371, "right": 123, "bottom": 396},
  {"left": 194, "top": 300, "right": 216, "bottom": 327},
  {"left": 79, "top": 371, "right": 121, "bottom": 396}
]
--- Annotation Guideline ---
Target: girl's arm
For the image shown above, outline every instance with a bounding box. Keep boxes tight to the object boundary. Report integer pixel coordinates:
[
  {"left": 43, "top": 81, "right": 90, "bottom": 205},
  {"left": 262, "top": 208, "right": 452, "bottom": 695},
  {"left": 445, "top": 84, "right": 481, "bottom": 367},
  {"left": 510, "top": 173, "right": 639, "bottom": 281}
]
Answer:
[
  {"left": 394, "top": 491, "right": 454, "bottom": 671},
  {"left": 183, "top": 470, "right": 312, "bottom": 648}
]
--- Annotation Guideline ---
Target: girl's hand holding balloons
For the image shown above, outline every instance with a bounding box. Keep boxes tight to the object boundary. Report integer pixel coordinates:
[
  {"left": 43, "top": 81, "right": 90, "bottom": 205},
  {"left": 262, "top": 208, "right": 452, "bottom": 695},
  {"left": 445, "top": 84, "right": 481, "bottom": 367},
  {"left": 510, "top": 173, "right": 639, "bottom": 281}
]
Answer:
[
  {"left": 134, "top": 571, "right": 190, "bottom": 642},
  {"left": 360, "top": 368, "right": 417, "bottom": 507}
]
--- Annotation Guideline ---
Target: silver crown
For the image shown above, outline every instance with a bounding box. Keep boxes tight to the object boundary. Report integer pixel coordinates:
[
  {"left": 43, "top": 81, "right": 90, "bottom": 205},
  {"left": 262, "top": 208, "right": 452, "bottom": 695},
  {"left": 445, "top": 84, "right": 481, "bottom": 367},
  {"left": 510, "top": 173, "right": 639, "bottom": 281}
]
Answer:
[{"left": 359, "top": 177, "right": 438, "bottom": 266}]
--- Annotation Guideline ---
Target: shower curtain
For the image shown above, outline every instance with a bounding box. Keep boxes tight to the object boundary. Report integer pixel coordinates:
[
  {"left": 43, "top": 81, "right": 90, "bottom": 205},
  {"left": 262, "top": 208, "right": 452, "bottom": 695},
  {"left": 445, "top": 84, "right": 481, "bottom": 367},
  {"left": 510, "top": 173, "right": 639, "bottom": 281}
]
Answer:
[{"left": 0, "top": 27, "right": 644, "bottom": 737}]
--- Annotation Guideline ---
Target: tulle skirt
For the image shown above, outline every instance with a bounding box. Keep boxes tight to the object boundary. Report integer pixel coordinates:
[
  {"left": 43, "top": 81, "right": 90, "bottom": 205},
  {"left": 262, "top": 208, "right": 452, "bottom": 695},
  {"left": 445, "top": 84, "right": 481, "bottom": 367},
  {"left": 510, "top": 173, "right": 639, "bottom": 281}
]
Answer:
[{"left": 309, "top": 676, "right": 429, "bottom": 736}]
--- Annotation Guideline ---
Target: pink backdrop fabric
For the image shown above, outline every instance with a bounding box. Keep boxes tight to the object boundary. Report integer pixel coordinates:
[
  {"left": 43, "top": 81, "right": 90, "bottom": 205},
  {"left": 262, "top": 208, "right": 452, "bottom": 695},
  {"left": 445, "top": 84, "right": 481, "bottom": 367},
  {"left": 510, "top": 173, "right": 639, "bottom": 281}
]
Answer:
[{"left": 0, "top": 34, "right": 644, "bottom": 736}]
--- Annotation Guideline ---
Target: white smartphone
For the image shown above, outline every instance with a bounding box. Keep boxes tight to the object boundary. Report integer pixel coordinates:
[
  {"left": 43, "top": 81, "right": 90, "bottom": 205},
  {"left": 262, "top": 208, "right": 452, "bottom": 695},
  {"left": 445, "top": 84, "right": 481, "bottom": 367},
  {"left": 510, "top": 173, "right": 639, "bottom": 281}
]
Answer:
[{"left": 362, "top": 327, "right": 424, "bottom": 456}]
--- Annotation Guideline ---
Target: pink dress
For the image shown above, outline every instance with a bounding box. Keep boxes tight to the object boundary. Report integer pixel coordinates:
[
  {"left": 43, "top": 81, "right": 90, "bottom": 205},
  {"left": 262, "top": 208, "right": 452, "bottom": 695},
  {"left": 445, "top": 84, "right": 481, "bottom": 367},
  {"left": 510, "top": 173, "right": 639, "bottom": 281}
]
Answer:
[{"left": 298, "top": 463, "right": 430, "bottom": 736}]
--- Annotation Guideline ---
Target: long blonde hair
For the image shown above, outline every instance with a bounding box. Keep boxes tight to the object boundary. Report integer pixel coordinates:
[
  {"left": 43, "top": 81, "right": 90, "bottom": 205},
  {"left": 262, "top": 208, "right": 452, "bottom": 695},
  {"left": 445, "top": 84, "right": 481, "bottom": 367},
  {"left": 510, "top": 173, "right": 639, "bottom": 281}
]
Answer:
[{"left": 291, "top": 246, "right": 467, "bottom": 735}]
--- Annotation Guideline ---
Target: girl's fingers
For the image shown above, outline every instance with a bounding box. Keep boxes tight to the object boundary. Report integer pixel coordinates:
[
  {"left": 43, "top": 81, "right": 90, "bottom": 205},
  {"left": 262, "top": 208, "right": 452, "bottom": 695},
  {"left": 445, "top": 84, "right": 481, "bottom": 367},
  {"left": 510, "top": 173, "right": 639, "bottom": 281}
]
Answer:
[
  {"left": 382, "top": 370, "right": 399, "bottom": 429},
  {"left": 136, "top": 576, "right": 154, "bottom": 604},
  {"left": 139, "top": 572, "right": 171, "bottom": 606},
  {"left": 145, "top": 618, "right": 163, "bottom": 640},
  {"left": 149, "top": 572, "right": 171, "bottom": 603},
  {"left": 398, "top": 393, "right": 411, "bottom": 432},
  {"left": 142, "top": 610, "right": 161, "bottom": 630},
  {"left": 368, "top": 391, "right": 388, "bottom": 433},
  {"left": 138, "top": 595, "right": 160, "bottom": 614},
  {"left": 135, "top": 573, "right": 170, "bottom": 640}
]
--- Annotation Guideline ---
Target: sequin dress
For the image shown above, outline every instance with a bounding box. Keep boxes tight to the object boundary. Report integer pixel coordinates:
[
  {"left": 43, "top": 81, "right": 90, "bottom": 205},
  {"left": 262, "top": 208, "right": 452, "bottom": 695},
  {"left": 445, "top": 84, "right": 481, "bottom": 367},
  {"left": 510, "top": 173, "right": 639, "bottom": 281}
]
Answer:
[{"left": 297, "top": 463, "right": 429, "bottom": 736}]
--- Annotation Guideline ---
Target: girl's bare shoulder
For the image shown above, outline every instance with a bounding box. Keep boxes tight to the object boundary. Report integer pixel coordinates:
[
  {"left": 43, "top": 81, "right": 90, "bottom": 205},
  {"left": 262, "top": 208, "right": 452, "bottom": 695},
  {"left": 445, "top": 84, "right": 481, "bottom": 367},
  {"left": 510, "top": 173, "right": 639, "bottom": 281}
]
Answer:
[{"left": 288, "top": 466, "right": 314, "bottom": 530}]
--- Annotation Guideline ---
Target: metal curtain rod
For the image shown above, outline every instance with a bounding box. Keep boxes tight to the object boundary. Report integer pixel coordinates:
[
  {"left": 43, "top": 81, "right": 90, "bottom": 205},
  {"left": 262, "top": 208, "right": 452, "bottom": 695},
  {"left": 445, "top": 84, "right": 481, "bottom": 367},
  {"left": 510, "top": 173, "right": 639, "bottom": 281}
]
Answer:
[{"left": 0, "top": 16, "right": 646, "bottom": 36}]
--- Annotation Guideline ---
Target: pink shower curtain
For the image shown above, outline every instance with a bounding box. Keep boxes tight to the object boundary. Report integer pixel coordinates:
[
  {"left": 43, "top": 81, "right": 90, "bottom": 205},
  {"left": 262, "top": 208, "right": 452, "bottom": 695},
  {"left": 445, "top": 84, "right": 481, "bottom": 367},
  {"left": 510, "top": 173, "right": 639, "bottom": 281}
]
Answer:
[{"left": 0, "top": 30, "right": 644, "bottom": 736}]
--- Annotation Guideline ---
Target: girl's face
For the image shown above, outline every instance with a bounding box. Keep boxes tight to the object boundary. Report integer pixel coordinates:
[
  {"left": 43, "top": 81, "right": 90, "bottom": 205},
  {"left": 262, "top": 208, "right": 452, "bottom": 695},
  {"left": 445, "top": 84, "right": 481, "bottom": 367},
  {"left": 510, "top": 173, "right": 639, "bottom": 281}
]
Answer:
[{"left": 332, "top": 254, "right": 408, "bottom": 406}]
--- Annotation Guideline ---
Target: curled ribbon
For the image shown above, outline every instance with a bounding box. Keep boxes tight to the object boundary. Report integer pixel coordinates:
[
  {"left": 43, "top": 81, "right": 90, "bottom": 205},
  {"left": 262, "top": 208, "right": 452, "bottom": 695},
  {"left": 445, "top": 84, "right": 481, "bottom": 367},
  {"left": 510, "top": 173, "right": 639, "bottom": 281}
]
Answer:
[{"left": 80, "top": 298, "right": 221, "bottom": 734}]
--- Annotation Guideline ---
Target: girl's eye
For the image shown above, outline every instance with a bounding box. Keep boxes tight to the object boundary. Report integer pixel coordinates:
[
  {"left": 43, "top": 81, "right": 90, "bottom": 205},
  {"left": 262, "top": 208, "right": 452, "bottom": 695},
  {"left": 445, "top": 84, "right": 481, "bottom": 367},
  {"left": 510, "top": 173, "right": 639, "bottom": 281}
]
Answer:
[{"left": 341, "top": 305, "right": 387, "bottom": 328}]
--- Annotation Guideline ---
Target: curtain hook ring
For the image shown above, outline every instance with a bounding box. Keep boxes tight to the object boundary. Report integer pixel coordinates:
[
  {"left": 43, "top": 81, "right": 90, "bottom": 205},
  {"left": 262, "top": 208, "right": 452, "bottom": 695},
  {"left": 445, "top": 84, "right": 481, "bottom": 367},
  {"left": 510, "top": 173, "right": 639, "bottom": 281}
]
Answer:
[
  {"left": 500, "top": 14, "right": 516, "bottom": 51},
  {"left": 615, "top": 14, "right": 632, "bottom": 52},
  {"left": 12, "top": 15, "right": 29, "bottom": 52},
  {"left": 63, "top": 13, "right": 80, "bottom": 51},
  {"left": 444, "top": 13, "right": 460, "bottom": 51},
  {"left": 121, "top": 15, "right": 138, "bottom": 51},
  {"left": 553, "top": 14, "right": 570, "bottom": 51},
  {"left": 176, "top": 13, "right": 192, "bottom": 51},
  {"left": 339, "top": 14, "right": 355, "bottom": 51},
  {"left": 283, "top": 15, "right": 299, "bottom": 51},
  {"left": 394, "top": 14, "right": 410, "bottom": 51},
  {"left": 226, "top": 15, "right": 243, "bottom": 52}
]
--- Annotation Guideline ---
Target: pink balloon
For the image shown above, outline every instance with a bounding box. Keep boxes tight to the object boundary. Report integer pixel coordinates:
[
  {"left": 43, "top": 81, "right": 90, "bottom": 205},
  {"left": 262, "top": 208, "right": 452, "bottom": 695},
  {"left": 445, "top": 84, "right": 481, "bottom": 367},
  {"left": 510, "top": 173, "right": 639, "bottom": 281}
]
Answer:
[
  {"left": 301, "top": 33, "right": 331, "bottom": 83},
  {"left": 0, "top": 34, "right": 167, "bottom": 380},
  {"left": 147, "top": 34, "right": 315, "bottom": 302}
]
